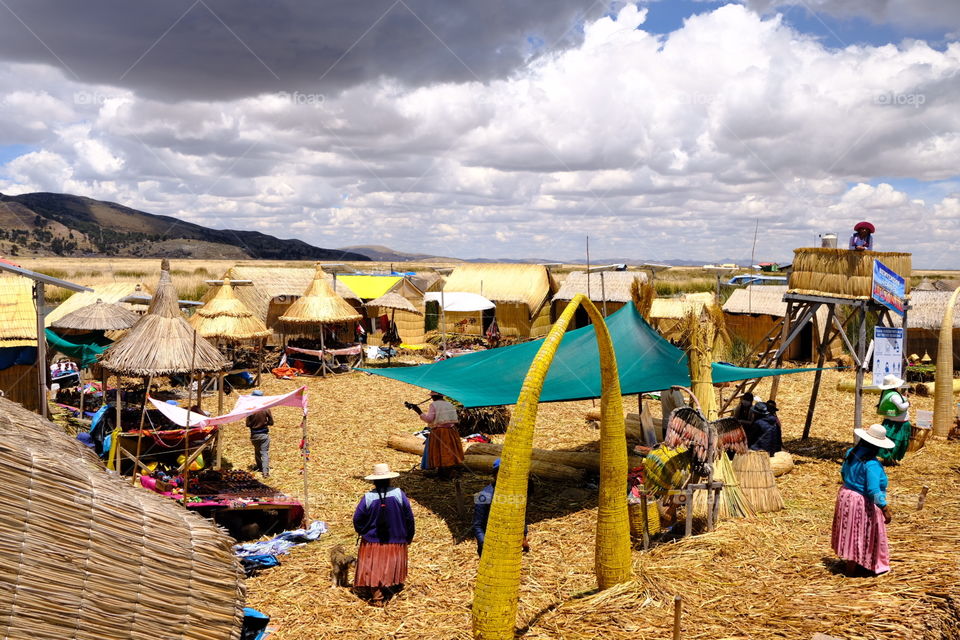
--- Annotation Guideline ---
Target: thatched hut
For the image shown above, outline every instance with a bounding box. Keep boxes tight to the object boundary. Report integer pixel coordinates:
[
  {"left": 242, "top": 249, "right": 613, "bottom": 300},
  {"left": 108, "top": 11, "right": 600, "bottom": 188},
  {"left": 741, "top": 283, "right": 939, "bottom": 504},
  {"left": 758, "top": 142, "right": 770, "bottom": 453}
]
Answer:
[
  {"left": 441, "top": 263, "right": 556, "bottom": 338},
  {"left": 648, "top": 292, "right": 715, "bottom": 342},
  {"left": 890, "top": 290, "right": 960, "bottom": 369},
  {"left": 202, "top": 266, "right": 360, "bottom": 344},
  {"left": 340, "top": 274, "right": 426, "bottom": 345},
  {"left": 0, "top": 276, "right": 40, "bottom": 410},
  {"left": 101, "top": 261, "right": 230, "bottom": 378},
  {"left": 0, "top": 396, "right": 244, "bottom": 639},
  {"left": 45, "top": 281, "right": 149, "bottom": 327},
  {"left": 552, "top": 271, "right": 647, "bottom": 328},
  {"left": 189, "top": 278, "right": 271, "bottom": 342},
  {"left": 51, "top": 299, "right": 139, "bottom": 332},
  {"left": 722, "top": 285, "right": 836, "bottom": 362},
  {"left": 279, "top": 266, "right": 362, "bottom": 334}
]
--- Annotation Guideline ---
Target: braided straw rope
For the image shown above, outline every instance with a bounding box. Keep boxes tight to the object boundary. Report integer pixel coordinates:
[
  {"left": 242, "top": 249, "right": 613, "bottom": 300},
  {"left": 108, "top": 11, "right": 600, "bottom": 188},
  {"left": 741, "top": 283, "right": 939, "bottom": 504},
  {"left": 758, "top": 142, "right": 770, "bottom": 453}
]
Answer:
[
  {"left": 472, "top": 294, "right": 632, "bottom": 639},
  {"left": 933, "top": 286, "right": 960, "bottom": 437}
]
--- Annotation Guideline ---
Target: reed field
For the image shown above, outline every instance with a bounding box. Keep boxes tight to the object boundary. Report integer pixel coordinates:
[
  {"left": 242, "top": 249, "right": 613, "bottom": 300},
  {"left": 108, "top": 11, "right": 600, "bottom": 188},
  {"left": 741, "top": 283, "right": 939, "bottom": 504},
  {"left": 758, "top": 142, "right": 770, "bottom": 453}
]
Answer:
[{"left": 207, "top": 367, "right": 960, "bottom": 640}]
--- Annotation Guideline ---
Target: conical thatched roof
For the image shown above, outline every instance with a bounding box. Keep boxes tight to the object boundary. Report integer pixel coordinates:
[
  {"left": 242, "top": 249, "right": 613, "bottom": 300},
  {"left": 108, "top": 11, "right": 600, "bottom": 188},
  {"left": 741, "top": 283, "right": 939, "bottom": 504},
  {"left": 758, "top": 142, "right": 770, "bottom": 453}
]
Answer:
[
  {"left": 189, "top": 278, "right": 271, "bottom": 341},
  {"left": 50, "top": 298, "right": 139, "bottom": 331},
  {"left": 364, "top": 291, "right": 422, "bottom": 315},
  {"left": 0, "top": 396, "right": 243, "bottom": 639},
  {"left": 279, "top": 265, "right": 362, "bottom": 325},
  {"left": 100, "top": 260, "right": 230, "bottom": 375}
]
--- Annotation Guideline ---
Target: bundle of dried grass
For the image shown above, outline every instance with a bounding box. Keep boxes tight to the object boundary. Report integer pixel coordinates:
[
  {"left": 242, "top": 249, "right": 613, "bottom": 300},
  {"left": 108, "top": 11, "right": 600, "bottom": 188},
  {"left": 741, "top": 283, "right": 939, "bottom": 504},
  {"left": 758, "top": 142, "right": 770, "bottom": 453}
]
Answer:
[
  {"left": 692, "top": 452, "right": 754, "bottom": 519},
  {"left": 733, "top": 451, "right": 785, "bottom": 513},
  {"left": 189, "top": 277, "right": 271, "bottom": 341},
  {"left": 788, "top": 248, "right": 912, "bottom": 299},
  {"left": 630, "top": 277, "right": 655, "bottom": 320},
  {"left": 100, "top": 260, "right": 230, "bottom": 376},
  {"left": 279, "top": 265, "right": 362, "bottom": 328},
  {"left": 680, "top": 304, "right": 727, "bottom": 420},
  {"left": 464, "top": 453, "right": 585, "bottom": 483},
  {"left": 770, "top": 450, "right": 794, "bottom": 476},
  {"left": 0, "top": 397, "right": 243, "bottom": 640},
  {"left": 465, "top": 441, "right": 646, "bottom": 472},
  {"left": 50, "top": 298, "right": 139, "bottom": 331},
  {"left": 0, "top": 276, "right": 37, "bottom": 344}
]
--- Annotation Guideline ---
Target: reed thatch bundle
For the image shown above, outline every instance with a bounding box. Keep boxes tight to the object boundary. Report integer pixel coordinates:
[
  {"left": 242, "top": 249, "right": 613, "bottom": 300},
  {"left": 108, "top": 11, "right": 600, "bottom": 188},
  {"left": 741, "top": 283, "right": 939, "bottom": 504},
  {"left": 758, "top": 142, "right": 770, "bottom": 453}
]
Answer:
[
  {"left": 933, "top": 286, "right": 960, "bottom": 436},
  {"left": 0, "top": 276, "right": 37, "bottom": 345},
  {"left": 463, "top": 453, "right": 585, "bottom": 483},
  {"left": 630, "top": 278, "right": 655, "bottom": 320},
  {"left": 100, "top": 260, "right": 230, "bottom": 376},
  {"left": 682, "top": 304, "right": 727, "bottom": 420},
  {"left": 279, "top": 266, "right": 362, "bottom": 327},
  {"left": 50, "top": 298, "right": 139, "bottom": 331},
  {"left": 364, "top": 292, "right": 422, "bottom": 316},
  {"left": 788, "top": 248, "right": 912, "bottom": 299},
  {"left": 732, "top": 451, "right": 785, "bottom": 513},
  {"left": 692, "top": 452, "right": 754, "bottom": 519},
  {"left": 770, "top": 450, "right": 794, "bottom": 476},
  {"left": 189, "top": 278, "right": 271, "bottom": 341},
  {"left": 0, "top": 396, "right": 244, "bottom": 640},
  {"left": 464, "top": 441, "right": 646, "bottom": 472}
]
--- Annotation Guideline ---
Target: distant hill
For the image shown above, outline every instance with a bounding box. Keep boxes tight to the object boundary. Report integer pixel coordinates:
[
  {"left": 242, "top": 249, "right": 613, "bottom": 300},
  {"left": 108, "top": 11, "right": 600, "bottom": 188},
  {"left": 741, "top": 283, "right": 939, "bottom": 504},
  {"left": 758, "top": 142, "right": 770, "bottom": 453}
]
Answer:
[
  {"left": 338, "top": 244, "right": 462, "bottom": 263},
  {"left": 0, "top": 192, "right": 369, "bottom": 261}
]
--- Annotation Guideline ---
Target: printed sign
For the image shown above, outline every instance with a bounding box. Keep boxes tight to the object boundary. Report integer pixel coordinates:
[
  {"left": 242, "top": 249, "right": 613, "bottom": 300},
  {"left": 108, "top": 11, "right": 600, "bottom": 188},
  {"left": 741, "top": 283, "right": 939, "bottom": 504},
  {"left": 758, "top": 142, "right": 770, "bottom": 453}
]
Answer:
[
  {"left": 872, "top": 259, "right": 906, "bottom": 316},
  {"left": 872, "top": 326, "right": 904, "bottom": 387}
]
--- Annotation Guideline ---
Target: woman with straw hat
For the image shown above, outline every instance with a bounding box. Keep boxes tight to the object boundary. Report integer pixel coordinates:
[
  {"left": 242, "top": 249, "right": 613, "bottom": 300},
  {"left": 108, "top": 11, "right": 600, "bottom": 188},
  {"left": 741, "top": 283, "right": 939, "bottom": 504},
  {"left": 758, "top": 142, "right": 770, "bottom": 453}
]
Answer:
[
  {"left": 352, "top": 463, "right": 415, "bottom": 605},
  {"left": 831, "top": 424, "right": 895, "bottom": 575},
  {"left": 876, "top": 373, "right": 911, "bottom": 464},
  {"left": 848, "top": 221, "right": 875, "bottom": 251}
]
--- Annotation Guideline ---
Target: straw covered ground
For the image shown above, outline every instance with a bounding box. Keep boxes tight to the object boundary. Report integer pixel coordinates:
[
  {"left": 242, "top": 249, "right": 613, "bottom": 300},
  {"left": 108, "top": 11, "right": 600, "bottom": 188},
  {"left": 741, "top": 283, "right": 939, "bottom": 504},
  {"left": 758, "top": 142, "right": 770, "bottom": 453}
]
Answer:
[{"left": 217, "top": 366, "right": 960, "bottom": 640}]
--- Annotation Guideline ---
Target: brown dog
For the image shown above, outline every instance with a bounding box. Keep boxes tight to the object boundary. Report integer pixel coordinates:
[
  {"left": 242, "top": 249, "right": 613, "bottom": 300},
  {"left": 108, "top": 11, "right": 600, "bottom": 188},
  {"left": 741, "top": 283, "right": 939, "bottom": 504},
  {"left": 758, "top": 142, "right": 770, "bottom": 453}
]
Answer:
[{"left": 330, "top": 544, "right": 356, "bottom": 587}]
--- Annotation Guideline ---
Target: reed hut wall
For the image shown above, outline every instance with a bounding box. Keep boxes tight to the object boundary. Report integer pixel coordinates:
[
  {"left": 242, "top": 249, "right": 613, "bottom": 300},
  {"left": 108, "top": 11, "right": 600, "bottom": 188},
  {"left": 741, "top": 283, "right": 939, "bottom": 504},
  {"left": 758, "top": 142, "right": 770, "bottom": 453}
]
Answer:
[
  {"left": 367, "top": 304, "right": 426, "bottom": 346},
  {"left": 788, "top": 248, "right": 912, "bottom": 299},
  {"left": 0, "top": 364, "right": 39, "bottom": 411},
  {"left": 906, "top": 328, "right": 960, "bottom": 370},
  {"left": 551, "top": 300, "right": 627, "bottom": 329},
  {"left": 530, "top": 300, "right": 554, "bottom": 337},
  {"left": 0, "top": 396, "right": 244, "bottom": 640},
  {"left": 724, "top": 312, "right": 810, "bottom": 361}
]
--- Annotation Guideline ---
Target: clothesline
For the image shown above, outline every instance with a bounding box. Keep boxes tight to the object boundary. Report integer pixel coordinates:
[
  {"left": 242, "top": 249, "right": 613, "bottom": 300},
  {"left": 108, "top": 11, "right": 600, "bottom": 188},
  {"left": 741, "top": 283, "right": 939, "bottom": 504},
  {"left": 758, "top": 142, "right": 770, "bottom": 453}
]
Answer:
[{"left": 286, "top": 345, "right": 362, "bottom": 357}]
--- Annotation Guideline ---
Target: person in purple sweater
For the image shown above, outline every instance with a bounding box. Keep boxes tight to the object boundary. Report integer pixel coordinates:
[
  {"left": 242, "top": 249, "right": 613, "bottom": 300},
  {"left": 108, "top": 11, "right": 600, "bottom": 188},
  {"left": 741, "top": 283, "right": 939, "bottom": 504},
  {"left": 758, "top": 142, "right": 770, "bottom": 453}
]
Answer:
[{"left": 352, "top": 463, "right": 415, "bottom": 604}]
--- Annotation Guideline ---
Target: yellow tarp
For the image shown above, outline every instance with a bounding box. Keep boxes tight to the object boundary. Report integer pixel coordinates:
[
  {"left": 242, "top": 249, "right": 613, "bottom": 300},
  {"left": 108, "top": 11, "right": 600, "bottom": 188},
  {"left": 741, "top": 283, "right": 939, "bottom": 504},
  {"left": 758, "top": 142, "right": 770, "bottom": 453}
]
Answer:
[{"left": 337, "top": 275, "right": 402, "bottom": 300}]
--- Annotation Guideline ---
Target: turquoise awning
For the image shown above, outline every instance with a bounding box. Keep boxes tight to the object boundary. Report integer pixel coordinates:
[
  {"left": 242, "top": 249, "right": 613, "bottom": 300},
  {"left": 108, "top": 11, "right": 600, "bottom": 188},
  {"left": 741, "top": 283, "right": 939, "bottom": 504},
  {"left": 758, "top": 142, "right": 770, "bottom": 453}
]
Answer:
[
  {"left": 361, "top": 303, "right": 820, "bottom": 407},
  {"left": 45, "top": 329, "right": 111, "bottom": 368}
]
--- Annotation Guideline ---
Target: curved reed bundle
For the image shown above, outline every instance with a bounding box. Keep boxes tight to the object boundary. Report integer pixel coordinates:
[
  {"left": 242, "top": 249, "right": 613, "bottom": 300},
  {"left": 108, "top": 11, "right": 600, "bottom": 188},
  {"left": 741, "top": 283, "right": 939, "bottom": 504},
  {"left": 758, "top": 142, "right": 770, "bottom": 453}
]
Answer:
[
  {"left": 733, "top": 451, "right": 785, "bottom": 513},
  {"left": 189, "top": 278, "right": 271, "bottom": 341},
  {"left": 0, "top": 397, "right": 244, "bottom": 640},
  {"left": 100, "top": 260, "right": 230, "bottom": 376},
  {"left": 788, "top": 248, "right": 912, "bottom": 299},
  {"left": 933, "top": 286, "right": 960, "bottom": 437}
]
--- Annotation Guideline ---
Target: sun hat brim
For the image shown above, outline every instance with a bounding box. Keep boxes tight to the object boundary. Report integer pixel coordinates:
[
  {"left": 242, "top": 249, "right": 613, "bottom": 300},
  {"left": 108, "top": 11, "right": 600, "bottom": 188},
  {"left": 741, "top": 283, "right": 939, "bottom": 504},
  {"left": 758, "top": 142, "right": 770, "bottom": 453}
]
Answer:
[
  {"left": 854, "top": 427, "right": 895, "bottom": 449},
  {"left": 876, "top": 376, "right": 906, "bottom": 390},
  {"left": 365, "top": 471, "right": 400, "bottom": 481}
]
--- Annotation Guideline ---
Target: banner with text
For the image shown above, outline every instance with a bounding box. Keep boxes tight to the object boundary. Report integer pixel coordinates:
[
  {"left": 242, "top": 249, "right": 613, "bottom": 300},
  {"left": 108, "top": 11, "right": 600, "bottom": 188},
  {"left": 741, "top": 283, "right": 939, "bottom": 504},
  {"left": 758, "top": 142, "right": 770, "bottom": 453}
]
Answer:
[
  {"left": 873, "top": 326, "right": 904, "bottom": 387},
  {"left": 871, "top": 259, "right": 906, "bottom": 316}
]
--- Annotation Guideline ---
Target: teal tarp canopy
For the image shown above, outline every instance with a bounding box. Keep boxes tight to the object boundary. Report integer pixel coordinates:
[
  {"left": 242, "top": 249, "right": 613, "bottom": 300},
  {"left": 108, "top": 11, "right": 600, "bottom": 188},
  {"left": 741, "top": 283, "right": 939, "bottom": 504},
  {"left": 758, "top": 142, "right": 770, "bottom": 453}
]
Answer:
[
  {"left": 362, "top": 303, "right": 820, "bottom": 408},
  {"left": 45, "top": 329, "right": 111, "bottom": 368}
]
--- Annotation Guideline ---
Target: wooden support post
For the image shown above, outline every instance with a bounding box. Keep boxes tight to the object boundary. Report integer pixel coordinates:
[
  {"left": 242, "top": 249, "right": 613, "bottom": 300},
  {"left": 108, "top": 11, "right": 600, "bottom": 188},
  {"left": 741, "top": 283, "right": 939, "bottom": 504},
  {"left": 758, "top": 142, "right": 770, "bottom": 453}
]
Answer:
[
  {"left": 35, "top": 282, "right": 47, "bottom": 418},
  {"left": 640, "top": 492, "right": 650, "bottom": 551},
  {"left": 854, "top": 303, "right": 867, "bottom": 430},
  {"left": 673, "top": 595, "right": 682, "bottom": 640},
  {"left": 215, "top": 371, "right": 225, "bottom": 470},
  {"left": 131, "top": 374, "right": 152, "bottom": 485},
  {"left": 256, "top": 338, "right": 264, "bottom": 386},
  {"left": 802, "top": 305, "right": 836, "bottom": 440},
  {"left": 768, "top": 302, "right": 794, "bottom": 401},
  {"left": 684, "top": 487, "right": 693, "bottom": 537},
  {"left": 301, "top": 413, "right": 310, "bottom": 521}
]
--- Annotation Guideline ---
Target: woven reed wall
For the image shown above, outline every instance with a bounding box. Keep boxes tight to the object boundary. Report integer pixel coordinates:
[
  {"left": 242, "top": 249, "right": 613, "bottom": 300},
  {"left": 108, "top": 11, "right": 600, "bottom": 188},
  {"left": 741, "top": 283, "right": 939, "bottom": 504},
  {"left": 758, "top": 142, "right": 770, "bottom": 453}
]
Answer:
[
  {"left": 550, "top": 301, "right": 626, "bottom": 331},
  {"left": 0, "top": 397, "right": 244, "bottom": 640},
  {"left": 529, "top": 301, "right": 554, "bottom": 338},
  {"left": 0, "top": 364, "right": 39, "bottom": 411},
  {"left": 724, "top": 313, "right": 808, "bottom": 361},
  {"left": 444, "top": 311, "right": 484, "bottom": 336},
  {"left": 496, "top": 302, "right": 530, "bottom": 338},
  {"left": 367, "top": 306, "right": 426, "bottom": 345},
  {"left": 788, "top": 248, "right": 912, "bottom": 299}
]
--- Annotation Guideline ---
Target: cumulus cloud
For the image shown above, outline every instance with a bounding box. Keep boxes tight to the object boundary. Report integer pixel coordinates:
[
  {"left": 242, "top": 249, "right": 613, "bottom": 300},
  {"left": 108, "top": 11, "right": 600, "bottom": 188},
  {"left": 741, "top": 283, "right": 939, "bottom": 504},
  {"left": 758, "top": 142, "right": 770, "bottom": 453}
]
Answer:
[
  {"left": 1, "top": 4, "right": 959, "bottom": 266},
  {"left": 744, "top": 0, "right": 960, "bottom": 31}
]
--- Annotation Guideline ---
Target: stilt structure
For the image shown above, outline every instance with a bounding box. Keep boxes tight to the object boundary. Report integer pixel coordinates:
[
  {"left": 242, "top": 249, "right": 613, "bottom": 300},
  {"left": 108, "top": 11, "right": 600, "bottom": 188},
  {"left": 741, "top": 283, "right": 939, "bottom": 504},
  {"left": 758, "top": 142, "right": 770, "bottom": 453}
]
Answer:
[{"left": 719, "top": 248, "right": 911, "bottom": 438}]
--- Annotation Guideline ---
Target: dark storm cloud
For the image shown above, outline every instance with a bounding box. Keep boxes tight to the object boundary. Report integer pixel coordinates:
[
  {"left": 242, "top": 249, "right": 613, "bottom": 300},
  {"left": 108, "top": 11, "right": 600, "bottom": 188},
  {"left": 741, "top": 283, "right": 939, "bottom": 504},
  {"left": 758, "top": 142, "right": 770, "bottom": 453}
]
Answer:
[{"left": 0, "top": 0, "right": 606, "bottom": 101}]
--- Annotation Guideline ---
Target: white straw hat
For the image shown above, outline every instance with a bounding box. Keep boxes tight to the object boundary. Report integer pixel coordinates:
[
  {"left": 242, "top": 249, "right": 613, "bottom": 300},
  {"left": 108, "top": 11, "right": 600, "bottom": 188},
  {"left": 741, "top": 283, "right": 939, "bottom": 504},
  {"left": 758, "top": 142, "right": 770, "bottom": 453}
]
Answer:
[
  {"left": 877, "top": 373, "right": 905, "bottom": 390},
  {"left": 365, "top": 463, "right": 399, "bottom": 481},
  {"left": 854, "top": 423, "right": 895, "bottom": 449}
]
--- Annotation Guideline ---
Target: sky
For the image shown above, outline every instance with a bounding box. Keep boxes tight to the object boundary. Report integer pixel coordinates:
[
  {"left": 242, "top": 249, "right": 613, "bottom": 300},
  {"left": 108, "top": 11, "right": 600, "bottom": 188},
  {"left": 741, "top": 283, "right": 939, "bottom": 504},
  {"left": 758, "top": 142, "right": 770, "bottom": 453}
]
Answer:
[{"left": 0, "top": 0, "right": 959, "bottom": 267}]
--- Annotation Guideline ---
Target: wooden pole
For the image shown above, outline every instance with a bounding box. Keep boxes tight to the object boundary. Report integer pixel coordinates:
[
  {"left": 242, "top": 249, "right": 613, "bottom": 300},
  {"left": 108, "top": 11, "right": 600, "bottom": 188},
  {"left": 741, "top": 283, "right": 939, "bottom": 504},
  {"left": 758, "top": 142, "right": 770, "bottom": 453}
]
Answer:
[
  {"left": 131, "top": 374, "right": 152, "bottom": 485},
  {"left": 854, "top": 302, "right": 867, "bottom": 431},
  {"left": 319, "top": 326, "right": 327, "bottom": 377},
  {"left": 768, "top": 302, "right": 795, "bottom": 402},
  {"left": 802, "top": 305, "right": 836, "bottom": 440},
  {"left": 301, "top": 413, "right": 310, "bottom": 521},
  {"left": 600, "top": 271, "right": 608, "bottom": 318},
  {"left": 35, "top": 282, "right": 47, "bottom": 418},
  {"left": 183, "top": 330, "right": 198, "bottom": 508},
  {"left": 78, "top": 368, "right": 85, "bottom": 419},
  {"left": 673, "top": 595, "right": 682, "bottom": 640},
  {"left": 257, "top": 337, "right": 264, "bottom": 386}
]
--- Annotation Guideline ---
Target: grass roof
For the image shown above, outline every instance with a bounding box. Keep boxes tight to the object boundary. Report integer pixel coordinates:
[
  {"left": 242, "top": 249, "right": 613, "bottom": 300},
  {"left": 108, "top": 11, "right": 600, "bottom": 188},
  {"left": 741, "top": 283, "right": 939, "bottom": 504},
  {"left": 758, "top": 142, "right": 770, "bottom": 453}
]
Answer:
[
  {"left": 553, "top": 271, "right": 647, "bottom": 303},
  {"left": 189, "top": 277, "right": 271, "bottom": 341},
  {"left": 443, "top": 263, "right": 556, "bottom": 316},
  {"left": 279, "top": 266, "right": 362, "bottom": 325}
]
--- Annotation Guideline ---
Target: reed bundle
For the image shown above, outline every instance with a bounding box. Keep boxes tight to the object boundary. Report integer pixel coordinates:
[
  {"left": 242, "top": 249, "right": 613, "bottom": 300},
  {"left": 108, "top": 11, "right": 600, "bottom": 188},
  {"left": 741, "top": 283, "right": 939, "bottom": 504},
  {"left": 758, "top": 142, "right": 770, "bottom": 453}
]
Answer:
[
  {"left": 465, "top": 441, "right": 646, "bottom": 472},
  {"left": 733, "top": 451, "right": 785, "bottom": 513},
  {"left": 933, "top": 286, "right": 960, "bottom": 436},
  {"left": 681, "top": 304, "right": 727, "bottom": 420},
  {"left": 770, "top": 450, "right": 794, "bottom": 477},
  {"left": 0, "top": 397, "right": 243, "bottom": 640},
  {"left": 463, "top": 454, "right": 585, "bottom": 483},
  {"left": 692, "top": 452, "right": 754, "bottom": 519},
  {"left": 189, "top": 277, "right": 271, "bottom": 341},
  {"left": 100, "top": 260, "right": 230, "bottom": 376},
  {"left": 788, "top": 248, "right": 912, "bottom": 299},
  {"left": 627, "top": 499, "right": 660, "bottom": 538},
  {"left": 630, "top": 277, "right": 655, "bottom": 320}
]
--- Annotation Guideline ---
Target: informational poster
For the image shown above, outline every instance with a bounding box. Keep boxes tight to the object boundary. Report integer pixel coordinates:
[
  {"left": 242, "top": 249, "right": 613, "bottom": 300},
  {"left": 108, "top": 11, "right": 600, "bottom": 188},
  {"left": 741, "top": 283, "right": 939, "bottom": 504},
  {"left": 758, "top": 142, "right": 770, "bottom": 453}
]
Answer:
[
  {"left": 872, "top": 259, "right": 906, "bottom": 316},
  {"left": 872, "top": 326, "right": 904, "bottom": 387}
]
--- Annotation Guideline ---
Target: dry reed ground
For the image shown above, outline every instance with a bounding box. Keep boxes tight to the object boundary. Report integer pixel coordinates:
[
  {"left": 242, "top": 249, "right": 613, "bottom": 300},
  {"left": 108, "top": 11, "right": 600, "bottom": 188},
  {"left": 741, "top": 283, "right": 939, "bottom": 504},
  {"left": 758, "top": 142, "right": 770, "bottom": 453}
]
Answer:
[{"left": 214, "top": 366, "right": 960, "bottom": 640}]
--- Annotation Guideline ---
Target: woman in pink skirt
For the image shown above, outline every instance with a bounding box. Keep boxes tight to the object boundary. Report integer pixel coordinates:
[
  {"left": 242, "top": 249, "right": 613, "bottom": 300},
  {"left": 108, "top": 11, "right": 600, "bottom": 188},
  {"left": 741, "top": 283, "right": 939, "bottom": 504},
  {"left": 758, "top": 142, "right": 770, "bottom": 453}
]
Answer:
[
  {"left": 831, "top": 423, "right": 894, "bottom": 575},
  {"left": 353, "top": 463, "right": 415, "bottom": 604}
]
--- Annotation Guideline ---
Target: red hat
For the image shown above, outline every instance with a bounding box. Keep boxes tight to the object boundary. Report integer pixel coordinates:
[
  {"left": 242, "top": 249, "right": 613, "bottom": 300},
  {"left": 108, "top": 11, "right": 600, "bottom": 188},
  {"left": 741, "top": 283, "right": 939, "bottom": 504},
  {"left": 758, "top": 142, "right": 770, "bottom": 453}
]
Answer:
[{"left": 854, "top": 221, "right": 875, "bottom": 233}]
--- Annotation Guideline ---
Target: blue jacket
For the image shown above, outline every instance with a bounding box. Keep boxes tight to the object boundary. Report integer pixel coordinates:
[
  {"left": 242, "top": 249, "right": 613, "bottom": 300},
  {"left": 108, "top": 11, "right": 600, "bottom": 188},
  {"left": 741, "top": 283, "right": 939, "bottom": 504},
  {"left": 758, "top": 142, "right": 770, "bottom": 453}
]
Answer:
[
  {"left": 840, "top": 445, "right": 888, "bottom": 507},
  {"left": 749, "top": 414, "right": 783, "bottom": 456}
]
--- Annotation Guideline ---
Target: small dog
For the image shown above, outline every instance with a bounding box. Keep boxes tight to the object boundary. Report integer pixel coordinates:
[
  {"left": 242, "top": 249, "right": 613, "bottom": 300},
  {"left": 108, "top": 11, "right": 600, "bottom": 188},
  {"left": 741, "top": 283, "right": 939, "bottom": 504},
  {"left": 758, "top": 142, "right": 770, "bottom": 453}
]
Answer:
[{"left": 330, "top": 544, "right": 356, "bottom": 587}]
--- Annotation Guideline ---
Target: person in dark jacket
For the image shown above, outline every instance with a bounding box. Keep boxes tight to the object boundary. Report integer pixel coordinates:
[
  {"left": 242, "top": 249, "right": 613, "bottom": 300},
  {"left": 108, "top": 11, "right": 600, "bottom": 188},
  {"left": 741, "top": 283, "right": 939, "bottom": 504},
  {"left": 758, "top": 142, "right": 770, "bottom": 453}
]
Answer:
[
  {"left": 353, "top": 463, "right": 415, "bottom": 604},
  {"left": 473, "top": 458, "right": 529, "bottom": 556},
  {"left": 245, "top": 389, "right": 273, "bottom": 477},
  {"left": 748, "top": 402, "right": 783, "bottom": 456}
]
